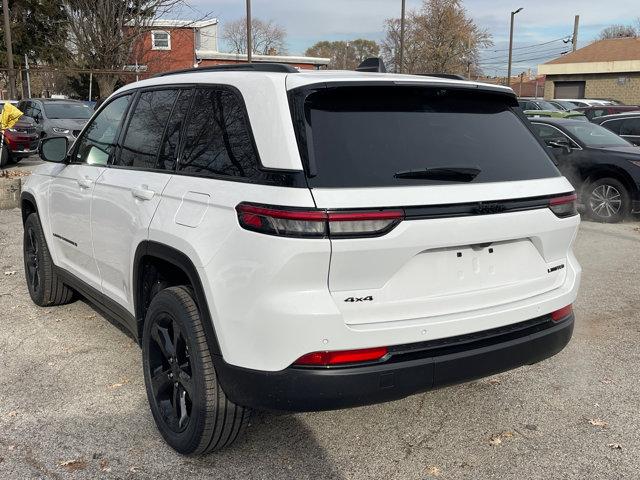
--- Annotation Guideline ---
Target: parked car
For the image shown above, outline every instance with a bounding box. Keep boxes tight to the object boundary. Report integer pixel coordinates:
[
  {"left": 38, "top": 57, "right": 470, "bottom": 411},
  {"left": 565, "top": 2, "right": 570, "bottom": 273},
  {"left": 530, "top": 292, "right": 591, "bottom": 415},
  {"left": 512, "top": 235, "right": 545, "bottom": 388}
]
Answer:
[
  {"left": 555, "top": 98, "right": 613, "bottom": 107},
  {"left": 23, "top": 63, "right": 580, "bottom": 454},
  {"left": 16, "top": 98, "right": 93, "bottom": 144},
  {"left": 523, "top": 110, "right": 588, "bottom": 121},
  {"left": 575, "top": 105, "right": 640, "bottom": 121},
  {"left": 593, "top": 112, "right": 640, "bottom": 146},
  {"left": 548, "top": 100, "right": 581, "bottom": 111},
  {"left": 517, "top": 98, "right": 562, "bottom": 111},
  {"left": 0, "top": 116, "right": 39, "bottom": 167},
  {"left": 530, "top": 117, "right": 640, "bottom": 222}
]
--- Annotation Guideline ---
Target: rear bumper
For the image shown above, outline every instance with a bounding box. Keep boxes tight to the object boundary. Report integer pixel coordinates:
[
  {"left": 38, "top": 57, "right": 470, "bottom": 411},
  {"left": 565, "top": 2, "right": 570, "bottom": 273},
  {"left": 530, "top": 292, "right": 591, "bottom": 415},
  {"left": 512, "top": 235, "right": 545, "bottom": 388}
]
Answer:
[{"left": 214, "top": 313, "right": 574, "bottom": 412}]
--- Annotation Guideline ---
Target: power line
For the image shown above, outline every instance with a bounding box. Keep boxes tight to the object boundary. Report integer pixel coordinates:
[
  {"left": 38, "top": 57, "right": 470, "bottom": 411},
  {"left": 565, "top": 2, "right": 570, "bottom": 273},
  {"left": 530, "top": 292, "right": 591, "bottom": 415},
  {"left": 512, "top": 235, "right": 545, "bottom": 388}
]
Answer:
[
  {"left": 480, "top": 42, "right": 571, "bottom": 62},
  {"left": 479, "top": 35, "right": 572, "bottom": 53},
  {"left": 479, "top": 49, "right": 569, "bottom": 66}
]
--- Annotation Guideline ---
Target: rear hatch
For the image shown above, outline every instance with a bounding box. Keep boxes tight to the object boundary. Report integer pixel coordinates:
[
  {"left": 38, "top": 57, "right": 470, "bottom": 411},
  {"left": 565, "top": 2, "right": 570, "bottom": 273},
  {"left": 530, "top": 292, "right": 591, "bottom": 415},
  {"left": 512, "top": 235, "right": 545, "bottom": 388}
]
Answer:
[{"left": 289, "top": 84, "right": 577, "bottom": 326}]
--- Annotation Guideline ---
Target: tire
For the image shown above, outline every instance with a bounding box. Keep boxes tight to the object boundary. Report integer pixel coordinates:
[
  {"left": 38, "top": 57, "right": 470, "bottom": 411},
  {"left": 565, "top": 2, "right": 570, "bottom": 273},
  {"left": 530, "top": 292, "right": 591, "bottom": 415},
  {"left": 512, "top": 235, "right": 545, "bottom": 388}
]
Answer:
[
  {"left": 23, "top": 213, "right": 75, "bottom": 306},
  {"left": 142, "top": 286, "right": 249, "bottom": 455},
  {"left": 584, "top": 177, "right": 630, "bottom": 223}
]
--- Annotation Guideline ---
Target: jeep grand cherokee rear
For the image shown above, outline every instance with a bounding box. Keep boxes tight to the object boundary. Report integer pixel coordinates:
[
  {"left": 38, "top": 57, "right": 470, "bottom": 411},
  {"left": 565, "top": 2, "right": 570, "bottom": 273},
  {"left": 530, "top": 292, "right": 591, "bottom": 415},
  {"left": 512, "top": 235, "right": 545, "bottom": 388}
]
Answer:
[{"left": 213, "top": 81, "right": 580, "bottom": 412}]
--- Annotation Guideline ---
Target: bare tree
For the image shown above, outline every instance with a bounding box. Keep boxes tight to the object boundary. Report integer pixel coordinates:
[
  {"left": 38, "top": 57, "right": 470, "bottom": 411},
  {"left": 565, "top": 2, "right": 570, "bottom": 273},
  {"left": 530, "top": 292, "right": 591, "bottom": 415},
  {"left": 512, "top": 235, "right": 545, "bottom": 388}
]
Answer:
[
  {"left": 222, "top": 17, "right": 286, "bottom": 55},
  {"left": 381, "top": 0, "right": 492, "bottom": 77},
  {"left": 598, "top": 24, "right": 638, "bottom": 40},
  {"left": 62, "top": 0, "right": 197, "bottom": 97},
  {"left": 305, "top": 39, "right": 379, "bottom": 69}
]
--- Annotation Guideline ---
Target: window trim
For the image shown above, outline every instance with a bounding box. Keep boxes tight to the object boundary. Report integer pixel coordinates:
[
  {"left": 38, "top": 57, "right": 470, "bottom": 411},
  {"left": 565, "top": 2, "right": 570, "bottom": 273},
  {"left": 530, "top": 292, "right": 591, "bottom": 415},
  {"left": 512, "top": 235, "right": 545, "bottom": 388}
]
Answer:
[{"left": 151, "top": 30, "right": 171, "bottom": 50}]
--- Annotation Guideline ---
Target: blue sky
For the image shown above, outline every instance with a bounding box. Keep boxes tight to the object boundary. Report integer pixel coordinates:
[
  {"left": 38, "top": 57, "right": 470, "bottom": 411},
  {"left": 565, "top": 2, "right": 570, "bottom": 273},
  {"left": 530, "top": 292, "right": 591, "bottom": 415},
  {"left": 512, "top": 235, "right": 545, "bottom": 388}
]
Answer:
[{"left": 182, "top": 0, "right": 639, "bottom": 75}]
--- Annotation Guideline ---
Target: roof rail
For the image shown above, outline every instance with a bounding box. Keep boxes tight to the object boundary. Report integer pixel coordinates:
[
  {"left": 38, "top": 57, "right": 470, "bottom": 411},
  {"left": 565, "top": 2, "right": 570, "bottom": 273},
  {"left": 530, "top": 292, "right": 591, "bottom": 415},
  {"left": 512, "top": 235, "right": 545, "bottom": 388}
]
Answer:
[
  {"left": 152, "top": 62, "right": 299, "bottom": 78},
  {"left": 417, "top": 73, "right": 467, "bottom": 80}
]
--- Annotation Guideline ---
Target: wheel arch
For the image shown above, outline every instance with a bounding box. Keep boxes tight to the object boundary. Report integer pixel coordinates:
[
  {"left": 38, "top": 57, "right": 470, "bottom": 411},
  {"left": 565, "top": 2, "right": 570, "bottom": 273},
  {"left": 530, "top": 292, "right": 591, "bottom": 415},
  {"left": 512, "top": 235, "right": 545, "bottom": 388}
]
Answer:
[
  {"left": 132, "top": 241, "right": 221, "bottom": 355},
  {"left": 20, "top": 191, "right": 39, "bottom": 225},
  {"left": 581, "top": 165, "right": 638, "bottom": 198}
]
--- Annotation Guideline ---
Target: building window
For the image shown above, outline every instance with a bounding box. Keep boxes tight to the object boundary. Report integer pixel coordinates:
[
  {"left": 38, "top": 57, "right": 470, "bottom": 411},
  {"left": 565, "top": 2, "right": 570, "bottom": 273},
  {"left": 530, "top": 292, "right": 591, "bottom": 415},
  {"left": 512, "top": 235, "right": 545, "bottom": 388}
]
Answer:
[{"left": 152, "top": 30, "right": 171, "bottom": 50}]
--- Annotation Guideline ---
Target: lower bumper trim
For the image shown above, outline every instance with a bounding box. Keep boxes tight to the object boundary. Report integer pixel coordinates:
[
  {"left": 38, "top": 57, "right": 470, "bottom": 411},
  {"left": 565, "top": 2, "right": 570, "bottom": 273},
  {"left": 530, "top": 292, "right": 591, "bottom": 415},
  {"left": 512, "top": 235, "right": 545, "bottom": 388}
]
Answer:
[{"left": 213, "top": 315, "right": 574, "bottom": 412}]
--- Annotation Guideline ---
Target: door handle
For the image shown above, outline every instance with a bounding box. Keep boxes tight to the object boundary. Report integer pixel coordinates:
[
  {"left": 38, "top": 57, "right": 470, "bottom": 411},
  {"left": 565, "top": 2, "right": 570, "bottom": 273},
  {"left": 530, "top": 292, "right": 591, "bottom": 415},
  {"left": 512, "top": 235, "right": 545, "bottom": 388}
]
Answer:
[
  {"left": 77, "top": 176, "right": 93, "bottom": 189},
  {"left": 132, "top": 186, "right": 155, "bottom": 201}
]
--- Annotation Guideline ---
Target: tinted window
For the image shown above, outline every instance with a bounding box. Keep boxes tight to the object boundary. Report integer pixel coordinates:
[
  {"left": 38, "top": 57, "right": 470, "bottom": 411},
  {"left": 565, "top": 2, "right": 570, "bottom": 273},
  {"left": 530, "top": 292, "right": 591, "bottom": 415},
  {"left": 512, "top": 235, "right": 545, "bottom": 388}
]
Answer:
[
  {"left": 620, "top": 118, "right": 640, "bottom": 136},
  {"left": 75, "top": 95, "right": 131, "bottom": 165},
  {"left": 43, "top": 102, "right": 93, "bottom": 119},
  {"left": 157, "top": 89, "right": 194, "bottom": 171},
  {"left": 179, "top": 87, "right": 260, "bottom": 178},
  {"left": 601, "top": 119, "right": 623, "bottom": 134},
  {"left": 532, "top": 124, "right": 571, "bottom": 144},
  {"left": 117, "top": 89, "right": 178, "bottom": 169},
  {"left": 294, "top": 86, "right": 559, "bottom": 188}
]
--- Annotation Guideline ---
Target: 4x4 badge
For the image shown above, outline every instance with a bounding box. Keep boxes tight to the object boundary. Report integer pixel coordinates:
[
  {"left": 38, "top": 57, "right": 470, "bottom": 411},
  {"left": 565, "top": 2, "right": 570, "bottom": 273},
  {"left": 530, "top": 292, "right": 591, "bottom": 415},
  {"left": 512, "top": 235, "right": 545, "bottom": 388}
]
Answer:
[{"left": 344, "top": 296, "right": 373, "bottom": 302}]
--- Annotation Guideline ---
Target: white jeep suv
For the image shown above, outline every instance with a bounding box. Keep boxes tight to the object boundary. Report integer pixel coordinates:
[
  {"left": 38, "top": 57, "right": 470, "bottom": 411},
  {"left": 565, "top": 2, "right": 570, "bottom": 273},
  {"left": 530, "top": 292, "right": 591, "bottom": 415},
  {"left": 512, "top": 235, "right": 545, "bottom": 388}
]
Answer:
[{"left": 21, "top": 63, "right": 581, "bottom": 454}]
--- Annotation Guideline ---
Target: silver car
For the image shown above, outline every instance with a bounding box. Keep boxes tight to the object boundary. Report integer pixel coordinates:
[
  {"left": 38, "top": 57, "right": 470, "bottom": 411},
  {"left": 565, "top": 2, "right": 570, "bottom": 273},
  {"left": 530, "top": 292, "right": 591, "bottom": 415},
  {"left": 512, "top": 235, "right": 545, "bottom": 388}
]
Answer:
[{"left": 17, "top": 99, "right": 94, "bottom": 144}]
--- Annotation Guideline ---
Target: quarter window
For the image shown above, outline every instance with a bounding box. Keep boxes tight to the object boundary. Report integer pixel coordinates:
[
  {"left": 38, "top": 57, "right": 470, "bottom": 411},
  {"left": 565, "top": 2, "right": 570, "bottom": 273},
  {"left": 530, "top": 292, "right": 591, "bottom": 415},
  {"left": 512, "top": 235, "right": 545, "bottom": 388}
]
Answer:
[
  {"left": 178, "top": 87, "right": 261, "bottom": 179},
  {"left": 74, "top": 95, "right": 131, "bottom": 166},
  {"left": 117, "top": 89, "right": 179, "bottom": 169},
  {"left": 620, "top": 118, "right": 640, "bottom": 136},
  {"left": 152, "top": 30, "right": 171, "bottom": 50}
]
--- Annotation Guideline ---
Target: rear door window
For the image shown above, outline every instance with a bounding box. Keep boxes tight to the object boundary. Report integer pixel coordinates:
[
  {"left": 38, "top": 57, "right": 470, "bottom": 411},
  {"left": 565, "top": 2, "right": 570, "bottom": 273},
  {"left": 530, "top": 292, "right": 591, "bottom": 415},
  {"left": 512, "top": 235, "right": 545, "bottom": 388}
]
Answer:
[
  {"left": 116, "top": 89, "right": 179, "bottom": 169},
  {"left": 620, "top": 118, "right": 640, "bottom": 136},
  {"left": 178, "top": 87, "right": 261, "bottom": 179},
  {"left": 601, "top": 118, "right": 623, "bottom": 134},
  {"left": 292, "top": 86, "right": 559, "bottom": 188}
]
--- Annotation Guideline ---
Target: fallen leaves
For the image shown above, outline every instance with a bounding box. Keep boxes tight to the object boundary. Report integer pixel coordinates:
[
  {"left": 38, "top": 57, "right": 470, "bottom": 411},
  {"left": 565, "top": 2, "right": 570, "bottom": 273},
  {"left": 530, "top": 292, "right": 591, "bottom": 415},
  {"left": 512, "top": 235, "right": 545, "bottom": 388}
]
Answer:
[
  {"left": 100, "top": 458, "right": 111, "bottom": 472},
  {"left": 489, "top": 431, "right": 514, "bottom": 446},
  {"left": 589, "top": 418, "right": 608, "bottom": 428},
  {"left": 607, "top": 443, "right": 622, "bottom": 450},
  {"left": 59, "top": 458, "right": 88, "bottom": 471},
  {"left": 425, "top": 465, "right": 441, "bottom": 476},
  {"left": 108, "top": 379, "right": 130, "bottom": 389},
  {"left": 487, "top": 378, "right": 501, "bottom": 385}
]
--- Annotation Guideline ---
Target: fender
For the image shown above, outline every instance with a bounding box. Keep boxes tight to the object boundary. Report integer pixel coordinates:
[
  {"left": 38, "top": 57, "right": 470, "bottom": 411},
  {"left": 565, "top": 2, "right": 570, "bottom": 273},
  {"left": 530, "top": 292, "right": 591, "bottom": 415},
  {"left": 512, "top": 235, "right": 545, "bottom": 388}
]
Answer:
[
  {"left": 133, "top": 241, "right": 222, "bottom": 356},
  {"left": 20, "top": 191, "right": 39, "bottom": 224}
]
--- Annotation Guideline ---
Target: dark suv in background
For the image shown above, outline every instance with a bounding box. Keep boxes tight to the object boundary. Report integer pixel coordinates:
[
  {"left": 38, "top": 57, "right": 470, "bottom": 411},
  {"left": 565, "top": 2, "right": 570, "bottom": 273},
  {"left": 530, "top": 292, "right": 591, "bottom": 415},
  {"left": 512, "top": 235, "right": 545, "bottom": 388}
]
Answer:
[
  {"left": 593, "top": 112, "right": 640, "bottom": 145},
  {"left": 16, "top": 98, "right": 93, "bottom": 144}
]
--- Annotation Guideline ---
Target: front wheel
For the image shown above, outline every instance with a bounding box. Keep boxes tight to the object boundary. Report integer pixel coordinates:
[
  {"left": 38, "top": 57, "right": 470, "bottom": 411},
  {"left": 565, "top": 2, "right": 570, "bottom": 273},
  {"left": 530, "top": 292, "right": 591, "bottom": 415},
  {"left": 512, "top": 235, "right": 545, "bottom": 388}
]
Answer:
[
  {"left": 142, "top": 286, "right": 249, "bottom": 455},
  {"left": 584, "top": 177, "right": 630, "bottom": 223}
]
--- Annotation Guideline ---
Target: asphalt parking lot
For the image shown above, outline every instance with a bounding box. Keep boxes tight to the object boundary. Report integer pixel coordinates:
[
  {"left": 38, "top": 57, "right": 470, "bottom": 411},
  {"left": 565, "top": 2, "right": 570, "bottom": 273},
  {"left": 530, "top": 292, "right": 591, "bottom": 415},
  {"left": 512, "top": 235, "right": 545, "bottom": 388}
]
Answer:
[{"left": 1, "top": 207, "right": 639, "bottom": 480}]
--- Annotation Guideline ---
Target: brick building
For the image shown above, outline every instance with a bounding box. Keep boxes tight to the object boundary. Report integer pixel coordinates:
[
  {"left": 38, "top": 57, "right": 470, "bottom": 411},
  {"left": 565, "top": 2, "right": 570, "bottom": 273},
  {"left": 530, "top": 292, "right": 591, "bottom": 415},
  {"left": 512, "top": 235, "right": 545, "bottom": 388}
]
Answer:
[
  {"left": 128, "top": 19, "right": 330, "bottom": 78},
  {"left": 538, "top": 37, "right": 640, "bottom": 104}
]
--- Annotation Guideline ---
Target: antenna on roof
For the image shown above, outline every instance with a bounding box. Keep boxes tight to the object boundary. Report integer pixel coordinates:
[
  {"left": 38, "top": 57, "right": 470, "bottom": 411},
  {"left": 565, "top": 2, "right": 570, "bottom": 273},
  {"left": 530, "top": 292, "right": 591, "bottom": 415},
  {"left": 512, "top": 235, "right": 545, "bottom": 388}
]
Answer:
[{"left": 356, "top": 57, "right": 386, "bottom": 73}]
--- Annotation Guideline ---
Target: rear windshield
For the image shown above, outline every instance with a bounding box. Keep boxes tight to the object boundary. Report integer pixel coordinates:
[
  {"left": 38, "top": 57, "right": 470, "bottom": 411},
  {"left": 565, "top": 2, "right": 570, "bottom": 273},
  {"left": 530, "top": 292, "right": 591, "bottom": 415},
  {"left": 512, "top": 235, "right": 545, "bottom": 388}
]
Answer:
[{"left": 293, "top": 86, "right": 559, "bottom": 188}]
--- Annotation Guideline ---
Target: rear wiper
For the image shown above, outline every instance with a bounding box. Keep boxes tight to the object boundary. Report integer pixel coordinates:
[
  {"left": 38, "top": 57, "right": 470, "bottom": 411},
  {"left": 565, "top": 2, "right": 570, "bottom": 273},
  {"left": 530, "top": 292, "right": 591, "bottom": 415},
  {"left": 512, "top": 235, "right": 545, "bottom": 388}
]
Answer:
[{"left": 394, "top": 166, "right": 481, "bottom": 182}]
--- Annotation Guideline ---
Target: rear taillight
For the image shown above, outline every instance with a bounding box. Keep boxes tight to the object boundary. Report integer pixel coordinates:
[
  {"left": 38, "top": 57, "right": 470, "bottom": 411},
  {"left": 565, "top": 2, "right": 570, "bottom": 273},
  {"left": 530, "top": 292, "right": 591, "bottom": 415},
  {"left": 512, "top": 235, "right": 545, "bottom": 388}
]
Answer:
[
  {"left": 549, "top": 193, "right": 578, "bottom": 218},
  {"left": 236, "top": 203, "right": 404, "bottom": 238},
  {"left": 294, "top": 347, "right": 389, "bottom": 366},
  {"left": 551, "top": 304, "right": 573, "bottom": 322}
]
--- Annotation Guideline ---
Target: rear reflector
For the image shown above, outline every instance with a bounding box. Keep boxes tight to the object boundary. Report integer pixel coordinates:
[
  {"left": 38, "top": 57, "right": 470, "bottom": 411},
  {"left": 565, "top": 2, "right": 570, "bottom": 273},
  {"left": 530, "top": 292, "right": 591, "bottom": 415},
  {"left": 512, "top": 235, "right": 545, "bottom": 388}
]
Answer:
[
  {"left": 551, "top": 304, "right": 573, "bottom": 322},
  {"left": 236, "top": 202, "right": 404, "bottom": 238},
  {"left": 549, "top": 193, "right": 578, "bottom": 218},
  {"left": 294, "top": 347, "right": 389, "bottom": 366}
]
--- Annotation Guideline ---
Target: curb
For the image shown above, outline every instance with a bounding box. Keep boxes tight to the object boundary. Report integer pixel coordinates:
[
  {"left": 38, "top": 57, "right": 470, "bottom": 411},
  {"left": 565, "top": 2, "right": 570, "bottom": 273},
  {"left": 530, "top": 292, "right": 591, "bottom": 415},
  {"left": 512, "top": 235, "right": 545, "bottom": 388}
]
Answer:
[{"left": 0, "top": 176, "right": 22, "bottom": 210}]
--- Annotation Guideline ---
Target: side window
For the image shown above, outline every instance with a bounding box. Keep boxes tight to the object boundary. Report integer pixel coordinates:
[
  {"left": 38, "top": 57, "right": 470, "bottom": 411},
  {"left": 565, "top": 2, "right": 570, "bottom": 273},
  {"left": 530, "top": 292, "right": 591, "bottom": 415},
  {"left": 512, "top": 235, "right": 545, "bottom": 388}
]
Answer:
[
  {"left": 620, "top": 118, "right": 640, "bottom": 136},
  {"left": 116, "top": 89, "right": 178, "bottom": 169},
  {"left": 157, "top": 89, "right": 194, "bottom": 171},
  {"left": 179, "top": 87, "right": 261, "bottom": 179},
  {"left": 602, "top": 119, "right": 623, "bottom": 135},
  {"left": 532, "top": 124, "right": 574, "bottom": 146},
  {"left": 75, "top": 95, "right": 131, "bottom": 166},
  {"left": 591, "top": 109, "right": 605, "bottom": 119},
  {"left": 31, "top": 102, "right": 42, "bottom": 120}
]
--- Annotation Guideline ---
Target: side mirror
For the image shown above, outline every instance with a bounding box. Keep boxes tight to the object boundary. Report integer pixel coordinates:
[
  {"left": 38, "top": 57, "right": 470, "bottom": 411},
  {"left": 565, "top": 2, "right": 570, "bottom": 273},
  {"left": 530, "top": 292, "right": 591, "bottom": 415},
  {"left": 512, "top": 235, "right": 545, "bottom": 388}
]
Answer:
[
  {"left": 39, "top": 136, "right": 68, "bottom": 163},
  {"left": 548, "top": 139, "right": 572, "bottom": 154}
]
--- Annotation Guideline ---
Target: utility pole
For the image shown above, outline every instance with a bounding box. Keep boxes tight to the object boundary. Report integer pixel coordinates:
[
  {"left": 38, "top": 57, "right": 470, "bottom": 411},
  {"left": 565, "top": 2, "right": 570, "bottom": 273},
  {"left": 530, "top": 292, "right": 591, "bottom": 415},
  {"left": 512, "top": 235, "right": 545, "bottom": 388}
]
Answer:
[
  {"left": 399, "top": 0, "right": 406, "bottom": 73},
  {"left": 246, "top": 0, "right": 252, "bottom": 63},
  {"left": 2, "top": 0, "right": 16, "bottom": 99},
  {"left": 24, "top": 54, "right": 31, "bottom": 98},
  {"left": 572, "top": 15, "right": 580, "bottom": 52},
  {"left": 506, "top": 7, "right": 523, "bottom": 88}
]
